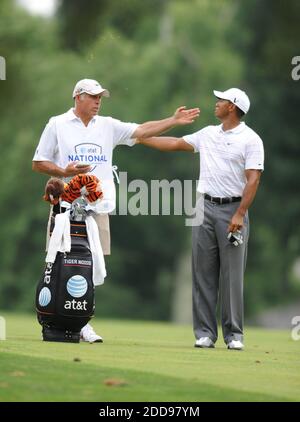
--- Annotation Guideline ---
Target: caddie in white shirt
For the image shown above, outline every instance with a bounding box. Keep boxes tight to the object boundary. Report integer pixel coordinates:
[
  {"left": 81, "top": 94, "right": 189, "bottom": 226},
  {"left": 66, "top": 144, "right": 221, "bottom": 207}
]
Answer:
[
  {"left": 32, "top": 78, "right": 200, "bottom": 343},
  {"left": 138, "top": 88, "right": 264, "bottom": 350}
]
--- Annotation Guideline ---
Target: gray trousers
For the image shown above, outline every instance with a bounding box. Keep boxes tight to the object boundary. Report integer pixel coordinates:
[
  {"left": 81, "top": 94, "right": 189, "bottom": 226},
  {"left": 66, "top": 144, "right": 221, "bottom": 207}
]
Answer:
[{"left": 192, "top": 198, "right": 249, "bottom": 344}]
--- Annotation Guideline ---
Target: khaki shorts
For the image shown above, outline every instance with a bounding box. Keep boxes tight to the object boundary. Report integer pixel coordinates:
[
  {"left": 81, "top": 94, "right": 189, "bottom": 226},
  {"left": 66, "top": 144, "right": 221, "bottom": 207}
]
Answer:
[{"left": 46, "top": 208, "right": 111, "bottom": 256}]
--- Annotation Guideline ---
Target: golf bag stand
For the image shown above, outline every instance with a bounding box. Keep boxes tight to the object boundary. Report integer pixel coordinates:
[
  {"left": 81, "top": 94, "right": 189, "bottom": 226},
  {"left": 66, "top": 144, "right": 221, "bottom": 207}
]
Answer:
[{"left": 36, "top": 202, "right": 95, "bottom": 343}]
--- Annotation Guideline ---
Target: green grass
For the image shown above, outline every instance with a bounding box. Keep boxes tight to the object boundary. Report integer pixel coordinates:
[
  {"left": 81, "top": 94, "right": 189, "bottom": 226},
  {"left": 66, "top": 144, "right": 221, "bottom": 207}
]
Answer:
[{"left": 0, "top": 313, "right": 299, "bottom": 402}]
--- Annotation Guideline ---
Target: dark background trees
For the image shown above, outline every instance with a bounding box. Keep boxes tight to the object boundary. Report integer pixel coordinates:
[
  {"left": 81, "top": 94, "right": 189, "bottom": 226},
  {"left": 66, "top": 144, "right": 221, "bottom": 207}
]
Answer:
[{"left": 0, "top": 0, "right": 299, "bottom": 320}]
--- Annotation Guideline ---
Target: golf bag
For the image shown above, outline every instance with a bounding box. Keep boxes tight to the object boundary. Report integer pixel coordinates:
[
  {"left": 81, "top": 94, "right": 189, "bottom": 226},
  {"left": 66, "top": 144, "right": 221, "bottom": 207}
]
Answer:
[{"left": 36, "top": 203, "right": 95, "bottom": 343}]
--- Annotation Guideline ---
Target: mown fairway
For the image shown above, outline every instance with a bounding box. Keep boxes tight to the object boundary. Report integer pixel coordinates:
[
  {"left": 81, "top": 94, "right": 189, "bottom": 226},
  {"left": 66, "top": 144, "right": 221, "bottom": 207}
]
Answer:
[{"left": 0, "top": 313, "right": 299, "bottom": 402}]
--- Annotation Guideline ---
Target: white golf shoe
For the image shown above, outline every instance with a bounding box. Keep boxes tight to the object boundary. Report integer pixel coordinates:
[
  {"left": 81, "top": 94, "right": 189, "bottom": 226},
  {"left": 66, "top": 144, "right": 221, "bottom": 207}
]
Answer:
[
  {"left": 227, "top": 340, "right": 244, "bottom": 350},
  {"left": 194, "top": 337, "right": 215, "bottom": 348},
  {"left": 80, "top": 323, "right": 103, "bottom": 343}
]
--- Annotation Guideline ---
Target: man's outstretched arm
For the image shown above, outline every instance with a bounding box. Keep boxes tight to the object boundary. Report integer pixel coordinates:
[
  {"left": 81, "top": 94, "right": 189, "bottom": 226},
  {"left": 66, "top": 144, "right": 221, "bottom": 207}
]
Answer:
[
  {"left": 133, "top": 106, "right": 200, "bottom": 139},
  {"left": 137, "top": 136, "right": 194, "bottom": 152}
]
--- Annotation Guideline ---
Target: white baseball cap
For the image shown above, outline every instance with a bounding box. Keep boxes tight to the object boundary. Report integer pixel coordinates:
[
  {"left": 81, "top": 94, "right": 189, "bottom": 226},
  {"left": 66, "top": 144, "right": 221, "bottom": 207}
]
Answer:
[
  {"left": 213, "top": 88, "right": 250, "bottom": 114},
  {"left": 72, "top": 79, "right": 110, "bottom": 98}
]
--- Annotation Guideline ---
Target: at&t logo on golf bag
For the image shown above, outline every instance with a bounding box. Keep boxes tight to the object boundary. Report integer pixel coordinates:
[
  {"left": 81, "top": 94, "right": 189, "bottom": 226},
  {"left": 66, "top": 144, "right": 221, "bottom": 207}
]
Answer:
[
  {"left": 44, "top": 262, "right": 54, "bottom": 284},
  {"left": 38, "top": 287, "right": 52, "bottom": 307},
  {"left": 65, "top": 274, "right": 88, "bottom": 310}
]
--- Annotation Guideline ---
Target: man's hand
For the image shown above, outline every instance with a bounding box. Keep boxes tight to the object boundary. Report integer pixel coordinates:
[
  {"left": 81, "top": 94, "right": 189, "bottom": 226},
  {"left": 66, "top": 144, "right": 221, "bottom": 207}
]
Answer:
[
  {"left": 133, "top": 106, "right": 200, "bottom": 139},
  {"left": 173, "top": 106, "right": 200, "bottom": 125},
  {"left": 227, "top": 211, "right": 244, "bottom": 233},
  {"left": 63, "top": 162, "right": 91, "bottom": 177}
]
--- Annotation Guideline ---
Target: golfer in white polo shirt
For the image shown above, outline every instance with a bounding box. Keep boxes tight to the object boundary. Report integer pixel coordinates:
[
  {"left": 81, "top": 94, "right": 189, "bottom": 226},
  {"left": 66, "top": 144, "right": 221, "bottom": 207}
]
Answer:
[
  {"left": 32, "top": 78, "right": 200, "bottom": 342},
  {"left": 138, "top": 88, "right": 264, "bottom": 350}
]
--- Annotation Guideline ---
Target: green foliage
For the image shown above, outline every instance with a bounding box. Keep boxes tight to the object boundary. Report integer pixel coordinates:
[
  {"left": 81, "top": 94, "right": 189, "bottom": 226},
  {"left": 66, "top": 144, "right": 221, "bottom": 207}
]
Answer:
[
  {"left": 235, "top": 0, "right": 300, "bottom": 311},
  {"left": 0, "top": 0, "right": 299, "bottom": 318},
  {"left": 57, "top": 0, "right": 167, "bottom": 50}
]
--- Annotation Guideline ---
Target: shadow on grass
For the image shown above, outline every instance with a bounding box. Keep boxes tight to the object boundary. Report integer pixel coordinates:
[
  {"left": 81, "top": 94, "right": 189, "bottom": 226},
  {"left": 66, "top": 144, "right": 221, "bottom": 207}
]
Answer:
[{"left": 0, "top": 352, "right": 290, "bottom": 402}]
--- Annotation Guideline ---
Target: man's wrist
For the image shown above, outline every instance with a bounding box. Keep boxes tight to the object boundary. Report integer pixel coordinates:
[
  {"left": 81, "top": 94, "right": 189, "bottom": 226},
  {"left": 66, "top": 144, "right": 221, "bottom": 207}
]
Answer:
[
  {"left": 170, "top": 115, "right": 178, "bottom": 126},
  {"left": 58, "top": 167, "right": 66, "bottom": 178},
  {"left": 236, "top": 207, "right": 247, "bottom": 217}
]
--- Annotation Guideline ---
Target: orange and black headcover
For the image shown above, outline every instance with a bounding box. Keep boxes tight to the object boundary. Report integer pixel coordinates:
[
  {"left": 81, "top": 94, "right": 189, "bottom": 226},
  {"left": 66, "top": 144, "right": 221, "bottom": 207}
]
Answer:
[{"left": 44, "top": 174, "right": 103, "bottom": 205}]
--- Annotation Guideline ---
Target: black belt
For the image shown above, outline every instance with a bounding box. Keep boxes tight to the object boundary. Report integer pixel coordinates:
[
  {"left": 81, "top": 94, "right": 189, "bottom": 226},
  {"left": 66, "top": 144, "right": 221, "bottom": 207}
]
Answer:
[{"left": 204, "top": 193, "right": 241, "bottom": 205}]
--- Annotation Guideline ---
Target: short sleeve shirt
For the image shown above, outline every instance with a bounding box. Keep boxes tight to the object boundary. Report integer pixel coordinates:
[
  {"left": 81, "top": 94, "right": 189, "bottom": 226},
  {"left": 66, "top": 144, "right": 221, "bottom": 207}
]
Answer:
[
  {"left": 183, "top": 122, "right": 264, "bottom": 197},
  {"left": 33, "top": 108, "right": 139, "bottom": 212}
]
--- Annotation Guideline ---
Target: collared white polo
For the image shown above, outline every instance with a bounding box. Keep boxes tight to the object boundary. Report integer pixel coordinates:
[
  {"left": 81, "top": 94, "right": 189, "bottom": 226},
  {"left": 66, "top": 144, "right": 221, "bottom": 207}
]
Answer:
[
  {"left": 183, "top": 122, "right": 264, "bottom": 197},
  {"left": 33, "top": 108, "right": 139, "bottom": 212}
]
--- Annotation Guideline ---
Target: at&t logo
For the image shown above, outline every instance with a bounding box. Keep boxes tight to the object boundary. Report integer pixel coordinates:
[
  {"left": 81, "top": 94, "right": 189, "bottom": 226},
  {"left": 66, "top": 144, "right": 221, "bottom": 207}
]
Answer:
[{"left": 64, "top": 275, "right": 88, "bottom": 311}]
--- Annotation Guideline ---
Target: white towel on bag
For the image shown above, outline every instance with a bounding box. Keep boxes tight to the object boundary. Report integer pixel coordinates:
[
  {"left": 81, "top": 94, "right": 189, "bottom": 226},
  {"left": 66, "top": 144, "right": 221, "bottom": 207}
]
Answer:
[
  {"left": 45, "top": 211, "right": 71, "bottom": 263},
  {"left": 85, "top": 215, "right": 107, "bottom": 286},
  {"left": 45, "top": 211, "right": 106, "bottom": 286}
]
